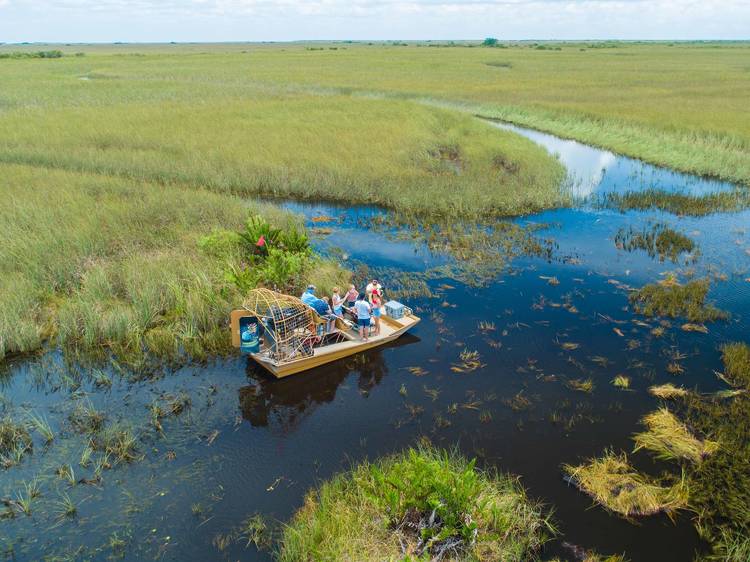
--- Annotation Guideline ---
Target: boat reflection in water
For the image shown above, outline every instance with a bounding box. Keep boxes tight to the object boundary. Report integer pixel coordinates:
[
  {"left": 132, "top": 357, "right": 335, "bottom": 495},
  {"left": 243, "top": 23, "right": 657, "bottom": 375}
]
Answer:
[{"left": 238, "top": 333, "right": 420, "bottom": 432}]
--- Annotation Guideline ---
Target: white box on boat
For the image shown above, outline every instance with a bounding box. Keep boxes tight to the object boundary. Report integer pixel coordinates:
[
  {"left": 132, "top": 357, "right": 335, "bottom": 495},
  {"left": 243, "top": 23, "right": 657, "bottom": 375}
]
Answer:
[{"left": 385, "top": 300, "right": 406, "bottom": 319}]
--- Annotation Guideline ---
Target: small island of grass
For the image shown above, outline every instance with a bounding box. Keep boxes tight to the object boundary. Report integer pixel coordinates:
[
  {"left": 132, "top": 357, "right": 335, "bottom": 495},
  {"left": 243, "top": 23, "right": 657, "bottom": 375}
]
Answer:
[{"left": 279, "top": 446, "right": 553, "bottom": 562}]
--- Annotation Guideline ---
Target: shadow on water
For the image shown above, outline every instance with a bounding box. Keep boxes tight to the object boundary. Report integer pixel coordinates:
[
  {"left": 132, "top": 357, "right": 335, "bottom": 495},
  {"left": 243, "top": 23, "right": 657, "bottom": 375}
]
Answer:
[
  {"left": 2, "top": 123, "right": 749, "bottom": 561},
  {"left": 239, "top": 334, "right": 421, "bottom": 431}
]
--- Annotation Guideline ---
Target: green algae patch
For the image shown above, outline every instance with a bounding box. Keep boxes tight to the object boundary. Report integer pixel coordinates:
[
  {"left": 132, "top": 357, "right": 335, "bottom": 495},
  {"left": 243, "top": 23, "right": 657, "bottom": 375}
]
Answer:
[
  {"left": 633, "top": 408, "right": 718, "bottom": 464},
  {"left": 279, "top": 447, "right": 553, "bottom": 562},
  {"left": 720, "top": 342, "right": 750, "bottom": 389},
  {"left": 563, "top": 451, "right": 688, "bottom": 517},
  {"left": 628, "top": 279, "right": 728, "bottom": 323}
]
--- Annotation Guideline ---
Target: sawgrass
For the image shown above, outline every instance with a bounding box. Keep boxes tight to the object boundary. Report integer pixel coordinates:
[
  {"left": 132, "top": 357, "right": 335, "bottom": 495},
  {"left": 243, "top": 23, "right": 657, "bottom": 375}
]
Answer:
[
  {"left": 0, "top": 94, "right": 565, "bottom": 219},
  {"left": 14, "top": 41, "right": 740, "bottom": 185},
  {"left": 0, "top": 163, "right": 348, "bottom": 364},
  {"left": 632, "top": 408, "right": 718, "bottom": 464},
  {"left": 279, "top": 446, "right": 553, "bottom": 562},
  {"left": 563, "top": 450, "right": 688, "bottom": 517}
]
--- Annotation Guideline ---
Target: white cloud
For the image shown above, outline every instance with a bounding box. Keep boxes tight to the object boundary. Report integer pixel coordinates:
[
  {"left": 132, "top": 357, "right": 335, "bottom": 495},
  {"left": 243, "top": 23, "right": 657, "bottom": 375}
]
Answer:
[{"left": 1, "top": 0, "right": 748, "bottom": 41}]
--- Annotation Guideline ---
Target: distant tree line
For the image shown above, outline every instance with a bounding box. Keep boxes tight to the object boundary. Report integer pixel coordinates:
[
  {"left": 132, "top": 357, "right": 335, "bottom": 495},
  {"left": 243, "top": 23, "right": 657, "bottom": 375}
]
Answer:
[{"left": 0, "top": 50, "right": 80, "bottom": 60}]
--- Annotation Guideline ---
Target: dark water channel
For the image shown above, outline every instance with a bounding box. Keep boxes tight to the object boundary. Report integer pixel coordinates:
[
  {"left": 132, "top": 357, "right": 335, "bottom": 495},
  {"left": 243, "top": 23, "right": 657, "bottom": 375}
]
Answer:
[{"left": 2, "top": 125, "right": 750, "bottom": 561}]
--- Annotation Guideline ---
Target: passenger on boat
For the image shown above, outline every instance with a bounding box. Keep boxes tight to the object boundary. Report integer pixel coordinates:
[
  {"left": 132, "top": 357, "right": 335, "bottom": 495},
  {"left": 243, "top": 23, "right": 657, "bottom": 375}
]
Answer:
[
  {"left": 318, "top": 296, "right": 337, "bottom": 333},
  {"left": 366, "top": 279, "right": 382, "bottom": 304},
  {"left": 300, "top": 284, "right": 318, "bottom": 306},
  {"left": 371, "top": 289, "right": 382, "bottom": 336},
  {"left": 331, "top": 287, "right": 344, "bottom": 317},
  {"left": 354, "top": 295, "right": 372, "bottom": 342},
  {"left": 344, "top": 284, "right": 359, "bottom": 308}
]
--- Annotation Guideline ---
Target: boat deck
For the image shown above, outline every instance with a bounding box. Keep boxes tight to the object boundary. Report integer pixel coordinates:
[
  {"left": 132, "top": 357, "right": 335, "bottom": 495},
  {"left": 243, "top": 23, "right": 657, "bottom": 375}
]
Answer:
[{"left": 252, "top": 313, "right": 420, "bottom": 378}]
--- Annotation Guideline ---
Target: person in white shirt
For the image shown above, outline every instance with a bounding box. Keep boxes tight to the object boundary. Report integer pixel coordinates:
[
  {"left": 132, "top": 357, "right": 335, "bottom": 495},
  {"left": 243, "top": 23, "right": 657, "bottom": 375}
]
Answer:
[{"left": 354, "top": 294, "right": 372, "bottom": 341}]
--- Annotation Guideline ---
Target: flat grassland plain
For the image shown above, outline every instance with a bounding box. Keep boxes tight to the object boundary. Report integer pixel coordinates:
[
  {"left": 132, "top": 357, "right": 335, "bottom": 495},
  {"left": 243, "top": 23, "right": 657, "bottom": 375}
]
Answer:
[{"left": 1, "top": 41, "right": 748, "bottom": 364}]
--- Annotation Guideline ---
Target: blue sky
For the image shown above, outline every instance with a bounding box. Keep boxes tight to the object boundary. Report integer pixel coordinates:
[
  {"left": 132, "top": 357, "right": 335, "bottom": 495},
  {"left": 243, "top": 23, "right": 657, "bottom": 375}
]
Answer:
[{"left": 1, "top": 0, "right": 748, "bottom": 43}]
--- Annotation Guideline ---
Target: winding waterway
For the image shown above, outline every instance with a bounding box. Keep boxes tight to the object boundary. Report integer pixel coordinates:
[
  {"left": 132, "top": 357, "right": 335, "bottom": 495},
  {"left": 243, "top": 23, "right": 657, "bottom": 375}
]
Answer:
[{"left": 2, "top": 123, "right": 749, "bottom": 561}]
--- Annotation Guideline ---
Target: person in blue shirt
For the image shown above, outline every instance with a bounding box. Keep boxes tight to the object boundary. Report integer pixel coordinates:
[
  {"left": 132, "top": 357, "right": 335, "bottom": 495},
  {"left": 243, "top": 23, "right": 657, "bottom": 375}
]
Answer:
[{"left": 300, "top": 284, "right": 318, "bottom": 306}]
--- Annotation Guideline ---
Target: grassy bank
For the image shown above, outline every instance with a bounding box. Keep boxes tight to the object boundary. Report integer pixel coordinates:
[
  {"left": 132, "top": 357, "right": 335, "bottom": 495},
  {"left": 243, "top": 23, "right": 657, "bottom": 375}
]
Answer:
[
  {"left": 0, "top": 163, "right": 348, "bottom": 364},
  {"left": 279, "top": 446, "right": 553, "bottom": 561}
]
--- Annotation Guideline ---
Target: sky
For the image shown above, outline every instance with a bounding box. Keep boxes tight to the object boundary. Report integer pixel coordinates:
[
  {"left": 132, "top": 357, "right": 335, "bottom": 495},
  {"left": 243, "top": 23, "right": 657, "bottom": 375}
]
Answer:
[{"left": 0, "top": 0, "right": 748, "bottom": 43}]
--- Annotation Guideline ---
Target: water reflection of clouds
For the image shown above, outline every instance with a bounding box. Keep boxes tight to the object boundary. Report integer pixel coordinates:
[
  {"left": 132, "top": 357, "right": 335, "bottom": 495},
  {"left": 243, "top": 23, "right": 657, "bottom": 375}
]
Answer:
[{"left": 490, "top": 120, "right": 736, "bottom": 198}]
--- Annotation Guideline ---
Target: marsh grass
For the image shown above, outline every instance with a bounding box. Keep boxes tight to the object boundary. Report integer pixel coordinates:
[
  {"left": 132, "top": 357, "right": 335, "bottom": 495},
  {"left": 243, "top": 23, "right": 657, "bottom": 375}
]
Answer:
[
  {"left": 629, "top": 279, "right": 728, "bottom": 323},
  {"left": 614, "top": 223, "right": 697, "bottom": 263},
  {"left": 720, "top": 342, "right": 750, "bottom": 389},
  {"left": 0, "top": 417, "right": 32, "bottom": 468},
  {"left": 26, "top": 411, "right": 55, "bottom": 443},
  {"left": 563, "top": 451, "right": 688, "bottom": 517},
  {"left": 279, "top": 447, "right": 553, "bottom": 561},
  {"left": 633, "top": 408, "right": 718, "bottom": 464},
  {"left": 600, "top": 190, "right": 750, "bottom": 216},
  {"left": 92, "top": 423, "right": 140, "bottom": 465}
]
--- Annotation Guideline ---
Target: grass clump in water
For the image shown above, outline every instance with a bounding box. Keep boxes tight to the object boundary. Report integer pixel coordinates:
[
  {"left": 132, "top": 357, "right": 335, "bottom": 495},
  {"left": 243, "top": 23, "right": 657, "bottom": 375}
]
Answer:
[
  {"left": 611, "top": 375, "right": 631, "bottom": 390},
  {"left": 279, "top": 446, "right": 553, "bottom": 561},
  {"left": 601, "top": 190, "right": 750, "bottom": 216},
  {"left": 648, "top": 383, "right": 689, "bottom": 399},
  {"left": 720, "top": 342, "right": 750, "bottom": 389},
  {"left": 628, "top": 279, "right": 728, "bottom": 323},
  {"left": 632, "top": 408, "right": 718, "bottom": 464},
  {"left": 614, "top": 223, "right": 696, "bottom": 263},
  {"left": 563, "top": 450, "right": 688, "bottom": 517},
  {"left": 0, "top": 417, "right": 32, "bottom": 468}
]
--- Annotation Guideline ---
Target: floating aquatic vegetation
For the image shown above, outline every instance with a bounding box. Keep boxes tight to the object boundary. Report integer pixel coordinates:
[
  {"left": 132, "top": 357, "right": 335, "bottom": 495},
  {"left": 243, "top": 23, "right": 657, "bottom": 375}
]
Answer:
[
  {"left": 451, "top": 349, "right": 484, "bottom": 373},
  {"left": 540, "top": 275, "right": 560, "bottom": 286},
  {"left": 633, "top": 408, "right": 718, "bottom": 464},
  {"left": 477, "top": 320, "right": 496, "bottom": 332},
  {"left": 590, "top": 356, "right": 611, "bottom": 368},
  {"left": 667, "top": 362, "right": 684, "bottom": 375},
  {"left": 611, "top": 375, "right": 631, "bottom": 390},
  {"left": 405, "top": 366, "right": 428, "bottom": 376},
  {"left": 681, "top": 323, "right": 708, "bottom": 334},
  {"left": 423, "top": 385, "right": 440, "bottom": 401},
  {"left": 560, "top": 342, "right": 580, "bottom": 351},
  {"left": 567, "top": 378, "right": 594, "bottom": 393},
  {"left": 651, "top": 326, "right": 666, "bottom": 337},
  {"left": 563, "top": 451, "right": 688, "bottom": 517},
  {"left": 649, "top": 384, "right": 689, "bottom": 399},
  {"left": 504, "top": 391, "right": 532, "bottom": 411},
  {"left": 614, "top": 223, "right": 697, "bottom": 263},
  {"left": 720, "top": 342, "right": 750, "bottom": 389},
  {"left": 479, "top": 411, "right": 493, "bottom": 423},
  {"left": 629, "top": 279, "right": 728, "bottom": 323}
]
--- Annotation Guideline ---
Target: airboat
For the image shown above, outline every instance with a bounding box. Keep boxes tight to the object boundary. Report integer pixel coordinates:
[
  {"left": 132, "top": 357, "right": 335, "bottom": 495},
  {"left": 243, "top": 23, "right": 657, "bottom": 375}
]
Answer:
[{"left": 230, "top": 288, "right": 420, "bottom": 378}]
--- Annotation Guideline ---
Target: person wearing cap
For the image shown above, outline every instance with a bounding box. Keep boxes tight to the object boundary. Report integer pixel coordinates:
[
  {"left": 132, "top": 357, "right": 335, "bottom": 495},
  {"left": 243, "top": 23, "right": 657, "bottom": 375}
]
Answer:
[{"left": 300, "top": 284, "right": 318, "bottom": 306}]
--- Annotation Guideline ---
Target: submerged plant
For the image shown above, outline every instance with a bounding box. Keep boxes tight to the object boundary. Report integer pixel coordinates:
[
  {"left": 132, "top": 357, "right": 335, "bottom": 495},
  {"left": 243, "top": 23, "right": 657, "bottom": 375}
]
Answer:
[
  {"left": 567, "top": 378, "right": 594, "bottom": 393},
  {"left": 629, "top": 279, "right": 728, "bottom": 323},
  {"left": 633, "top": 408, "right": 718, "bottom": 464},
  {"left": 563, "top": 450, "right": 688, "bottom": 517}
]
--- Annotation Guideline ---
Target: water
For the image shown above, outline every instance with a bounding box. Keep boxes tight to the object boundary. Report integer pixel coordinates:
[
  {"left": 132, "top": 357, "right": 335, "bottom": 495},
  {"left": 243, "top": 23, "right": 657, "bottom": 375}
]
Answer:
[{"left": 2, "top": 125, "right": 749, "bottom": 561}]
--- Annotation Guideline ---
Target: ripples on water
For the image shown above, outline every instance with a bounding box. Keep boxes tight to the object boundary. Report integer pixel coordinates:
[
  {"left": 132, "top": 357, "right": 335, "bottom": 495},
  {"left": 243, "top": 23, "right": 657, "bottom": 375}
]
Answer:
[{"left": 2, "top": 125, "right": 749, "bottom": 561}]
